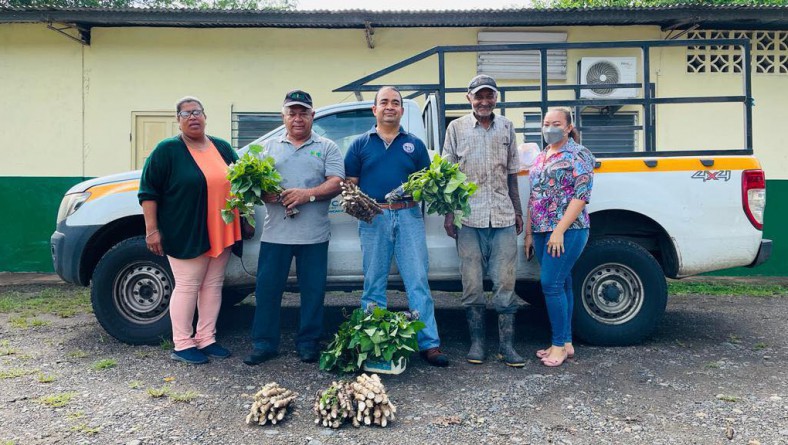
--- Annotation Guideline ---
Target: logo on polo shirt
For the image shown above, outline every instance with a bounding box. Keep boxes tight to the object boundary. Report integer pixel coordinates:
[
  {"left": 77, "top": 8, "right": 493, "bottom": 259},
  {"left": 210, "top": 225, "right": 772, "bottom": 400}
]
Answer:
[
  {"left": 402, "top": 142, "right": 415, "bottom": 153},
  {"left": 310, "top": 150, "right": 322, "bottom": 158}
]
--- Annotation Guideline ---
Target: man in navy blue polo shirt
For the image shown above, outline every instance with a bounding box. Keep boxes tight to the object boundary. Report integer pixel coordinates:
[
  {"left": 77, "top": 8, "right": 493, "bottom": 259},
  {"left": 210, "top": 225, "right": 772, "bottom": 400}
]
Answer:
[{"left": 344, "top": 86, "right": 449, "bottom": 367}]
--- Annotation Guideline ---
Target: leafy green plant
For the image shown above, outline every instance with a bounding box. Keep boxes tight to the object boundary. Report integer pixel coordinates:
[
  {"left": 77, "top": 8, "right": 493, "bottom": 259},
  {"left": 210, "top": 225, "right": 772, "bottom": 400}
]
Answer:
[
  {"left": 222, "top": 144, "right": 283, "bottom": 226},
  {"left": 319, "top": 306, "right": 425, "bottom": 374},
  {"left": 147, "top": 386, "right": 171, "bottom": 398},
  {"left": 37, "top": 373, "right": 56, "bottom": 383},
  {"left": 169, "top": 390, "right": 199, "bottom": 403},
  {"left": 402, "top": 155, "right": 477, "bottom": 227},
  {"left": 38, "top": 392, "right": 76, "bottom": 407}
]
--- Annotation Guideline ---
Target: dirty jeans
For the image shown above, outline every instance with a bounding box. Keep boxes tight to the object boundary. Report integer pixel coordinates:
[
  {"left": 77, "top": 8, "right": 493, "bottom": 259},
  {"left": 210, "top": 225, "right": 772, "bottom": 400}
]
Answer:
[
  {"left": 358, "top": 206, "right": 441, "bottom": 351},
  {"left": 533, "top": 228, "right": 589, "bottom": 347},
  {"left": 167, "top": 248, "right": 231, "bottom": 351},
  {"left": 457, "top": 224, "right": 520, "bottom": 314}
]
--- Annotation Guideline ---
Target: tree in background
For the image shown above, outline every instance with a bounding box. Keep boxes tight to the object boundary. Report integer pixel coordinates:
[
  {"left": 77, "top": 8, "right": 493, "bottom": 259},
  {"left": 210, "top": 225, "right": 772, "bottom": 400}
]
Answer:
[
  {"left": 0, "top": 0, "right": 296, "bottom": 8},
  {"left": 532, "top": 0, "right": 785, "bottom": 6}
]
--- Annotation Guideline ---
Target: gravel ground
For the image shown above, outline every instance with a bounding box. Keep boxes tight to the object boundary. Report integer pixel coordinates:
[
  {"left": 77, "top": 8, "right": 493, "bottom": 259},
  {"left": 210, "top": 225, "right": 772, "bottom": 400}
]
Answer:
[{"left": 1, "top": 282, "right": 787, "bottom": 445}]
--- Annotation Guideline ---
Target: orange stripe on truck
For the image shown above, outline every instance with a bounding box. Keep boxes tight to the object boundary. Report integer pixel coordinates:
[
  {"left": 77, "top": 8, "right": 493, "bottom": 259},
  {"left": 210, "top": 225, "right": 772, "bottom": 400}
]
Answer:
[
  {"left": 518, "top": 156, "right": 760, "bottom": 175},
  {"left": 85, "top": 180, "right": 139, "bottom": 202}
]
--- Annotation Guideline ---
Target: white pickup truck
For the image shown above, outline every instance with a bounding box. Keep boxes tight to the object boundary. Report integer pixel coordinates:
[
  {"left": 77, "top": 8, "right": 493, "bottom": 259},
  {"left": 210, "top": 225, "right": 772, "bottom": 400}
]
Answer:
[{"left": 50, "top": 96, "right": 770, "bottom": 347}]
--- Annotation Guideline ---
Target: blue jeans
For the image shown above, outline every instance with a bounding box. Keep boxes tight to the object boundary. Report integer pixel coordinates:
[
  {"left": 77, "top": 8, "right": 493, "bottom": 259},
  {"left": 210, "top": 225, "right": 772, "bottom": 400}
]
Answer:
[
  {"left": 457, "top": 225, "right": 519, "bottom": 313},
  {"left": 359, "top": 206, "right": 440, "bottom": 350},
  {"left": 533, "top": 228, "right": 589, "bottom": 347},
  {"left": 251, "top": 241, "right": 328, "bottom": 353}
]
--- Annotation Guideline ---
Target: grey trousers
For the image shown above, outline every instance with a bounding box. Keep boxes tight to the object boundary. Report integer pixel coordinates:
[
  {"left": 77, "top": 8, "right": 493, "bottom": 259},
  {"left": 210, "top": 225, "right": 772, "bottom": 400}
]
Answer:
[{"left": 457, "top": 224, "right": 519, "bottom": 314}]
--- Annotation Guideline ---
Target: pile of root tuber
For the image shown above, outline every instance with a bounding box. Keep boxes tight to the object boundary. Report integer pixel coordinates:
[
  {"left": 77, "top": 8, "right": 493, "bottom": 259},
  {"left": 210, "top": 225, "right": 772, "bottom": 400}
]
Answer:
[
  {"left": 313, "top": 374, "right": 397, "bottom": 429},
  {"left": 339, "top": 181, "right": 383, "bottom": 223},
  {"left": 245, "top": 382, "right": 297, "bottom": 426}
]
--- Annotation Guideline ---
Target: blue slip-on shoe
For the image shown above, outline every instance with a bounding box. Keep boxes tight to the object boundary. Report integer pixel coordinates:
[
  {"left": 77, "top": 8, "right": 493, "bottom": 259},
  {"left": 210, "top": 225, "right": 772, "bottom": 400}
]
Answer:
[
  {"left": 198, "top": 343, "right": 231, "bottom": 359},
  {"left": 170, "top": 347, "right": 209, "bottom": 365}
]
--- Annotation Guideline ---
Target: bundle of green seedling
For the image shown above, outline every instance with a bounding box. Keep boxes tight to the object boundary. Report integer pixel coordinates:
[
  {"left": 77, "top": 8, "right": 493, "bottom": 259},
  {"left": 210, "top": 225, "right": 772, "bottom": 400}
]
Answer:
[
  {"left": 339, "top": 181, "right": 382, "bottom": 223},
  {"left": 319, "top": 306, "right": 425, "bottom": 374},
  {"left": 388, "top": 155, "right": 477, "bottom": 228},
  {"left": 313, "top": 374, "right": 397, "bottom": 428},
  {"left": 245, "top": 382, "right": 297, "bottom": 426},
  {"left": 222, "top": 144, "right": 292, "bottom": 226}
]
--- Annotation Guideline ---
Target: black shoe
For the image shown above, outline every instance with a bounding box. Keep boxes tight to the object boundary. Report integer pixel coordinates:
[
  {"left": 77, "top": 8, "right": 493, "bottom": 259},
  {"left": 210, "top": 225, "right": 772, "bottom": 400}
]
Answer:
[
  {"left": 243, "top": 349, "right": 277, "bottom": 366},
  {"left": 420, "top": 347, "right": 449, "bottom": 367}
]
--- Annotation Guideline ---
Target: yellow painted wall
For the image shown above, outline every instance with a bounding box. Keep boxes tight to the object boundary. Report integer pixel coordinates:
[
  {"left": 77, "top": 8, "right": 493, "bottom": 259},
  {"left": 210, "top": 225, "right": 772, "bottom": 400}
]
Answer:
[
  {"left": 2, "top": 23, "right": 786, "bottom": 179},
  {"left": 0, "top": 24, "right": 84, "bottom": 176}
]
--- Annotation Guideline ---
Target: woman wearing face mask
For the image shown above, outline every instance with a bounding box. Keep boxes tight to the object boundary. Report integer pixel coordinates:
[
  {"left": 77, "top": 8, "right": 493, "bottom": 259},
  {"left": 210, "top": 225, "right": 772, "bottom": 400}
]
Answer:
[{"left": 524, "top": 107, "right": 595, "bottom": 367}]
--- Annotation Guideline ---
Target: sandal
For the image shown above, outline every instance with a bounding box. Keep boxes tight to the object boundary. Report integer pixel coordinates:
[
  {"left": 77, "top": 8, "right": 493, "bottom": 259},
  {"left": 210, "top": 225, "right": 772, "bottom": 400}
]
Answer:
[
  {"left": 542, "top": 349, "right": 568, "bottom": 367},
  {"left": 536, "top": 345, "right": 575, "bottom": 359}
]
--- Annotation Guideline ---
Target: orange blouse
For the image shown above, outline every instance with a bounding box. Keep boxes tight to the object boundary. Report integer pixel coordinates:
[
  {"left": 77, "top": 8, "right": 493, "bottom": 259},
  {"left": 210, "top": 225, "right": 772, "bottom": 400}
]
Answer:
[{"left": 187, "top": 142, "right": 241, "bottom": 258}]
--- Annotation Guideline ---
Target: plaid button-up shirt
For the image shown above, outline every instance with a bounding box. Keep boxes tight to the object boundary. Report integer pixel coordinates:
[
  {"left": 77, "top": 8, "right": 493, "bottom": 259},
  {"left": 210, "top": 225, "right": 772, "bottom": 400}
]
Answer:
[{"left": 442, "top": 113, "right": 519, "bottom": 228}]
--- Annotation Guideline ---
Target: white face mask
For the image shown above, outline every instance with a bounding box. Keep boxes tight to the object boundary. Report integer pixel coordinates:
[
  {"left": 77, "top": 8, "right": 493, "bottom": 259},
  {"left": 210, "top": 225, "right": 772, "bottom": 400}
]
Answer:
[{"left": 542, "top": 126, "right": 566, "bottom": 145}]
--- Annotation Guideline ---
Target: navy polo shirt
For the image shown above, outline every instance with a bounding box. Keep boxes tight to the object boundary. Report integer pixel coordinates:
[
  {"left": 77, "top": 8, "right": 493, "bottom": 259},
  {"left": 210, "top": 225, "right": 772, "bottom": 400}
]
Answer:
[{"left": 344, "top": 126, "right": 431, "bottom": 202}]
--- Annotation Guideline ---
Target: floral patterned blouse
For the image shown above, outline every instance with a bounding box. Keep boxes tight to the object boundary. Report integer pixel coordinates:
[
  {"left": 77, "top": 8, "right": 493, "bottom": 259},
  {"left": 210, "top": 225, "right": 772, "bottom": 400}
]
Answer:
[{"left": 528, "top": 138, "right": 595, "bottom": 233}]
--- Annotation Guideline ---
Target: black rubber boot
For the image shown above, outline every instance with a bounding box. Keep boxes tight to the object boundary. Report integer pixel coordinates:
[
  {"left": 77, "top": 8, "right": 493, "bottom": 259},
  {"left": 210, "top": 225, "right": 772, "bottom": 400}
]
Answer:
[
  {"left": 465, "top": 306, "right": 486, "bottom": 364},
  {"left": 497, "top": 313, "right": 525, "bottom": 367}
]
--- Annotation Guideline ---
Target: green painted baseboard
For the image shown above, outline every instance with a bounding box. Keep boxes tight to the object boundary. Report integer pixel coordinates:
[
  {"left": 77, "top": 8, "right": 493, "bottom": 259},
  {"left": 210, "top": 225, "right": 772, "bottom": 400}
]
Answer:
[
  {"left": 0, "top": 177, "right": 86, "bottom": 272},
  {"left": 0, "top": 177, "right": 786, "bottom": 276}
]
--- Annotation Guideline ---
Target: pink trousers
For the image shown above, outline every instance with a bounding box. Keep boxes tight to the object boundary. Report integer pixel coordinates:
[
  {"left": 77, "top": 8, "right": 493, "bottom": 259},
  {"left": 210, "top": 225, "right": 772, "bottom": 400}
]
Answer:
[{"left": 167, "top": 248, "right": 231, "bottom": 351}]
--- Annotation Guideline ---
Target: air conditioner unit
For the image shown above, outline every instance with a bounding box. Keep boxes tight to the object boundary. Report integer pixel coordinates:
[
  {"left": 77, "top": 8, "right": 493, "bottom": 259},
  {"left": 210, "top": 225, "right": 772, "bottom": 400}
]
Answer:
[{"left": 579, "top": 57, "right": 638, "bottom": 99}]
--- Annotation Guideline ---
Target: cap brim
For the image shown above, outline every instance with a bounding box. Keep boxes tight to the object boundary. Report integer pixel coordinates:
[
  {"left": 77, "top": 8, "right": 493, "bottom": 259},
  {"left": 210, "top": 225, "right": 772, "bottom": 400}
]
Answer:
[
  {"left": 283, "top": 101, "right": 313, "bottom": 109},
  {"left": 469, "top": 85, "right": 499, "bottom": 95}
]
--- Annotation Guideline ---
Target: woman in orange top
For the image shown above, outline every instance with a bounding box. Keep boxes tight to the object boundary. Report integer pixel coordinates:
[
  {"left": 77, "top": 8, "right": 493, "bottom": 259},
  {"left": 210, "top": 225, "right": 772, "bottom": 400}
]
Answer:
[{"left": 139, "top": 96, "right": 242, "bottom": 364}]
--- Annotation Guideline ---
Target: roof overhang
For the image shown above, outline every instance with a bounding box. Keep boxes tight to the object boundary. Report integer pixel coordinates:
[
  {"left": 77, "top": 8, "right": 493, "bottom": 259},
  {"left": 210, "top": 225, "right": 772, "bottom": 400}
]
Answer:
[{"left": 1, "top": 6, "right": 787, "bottom": 31}]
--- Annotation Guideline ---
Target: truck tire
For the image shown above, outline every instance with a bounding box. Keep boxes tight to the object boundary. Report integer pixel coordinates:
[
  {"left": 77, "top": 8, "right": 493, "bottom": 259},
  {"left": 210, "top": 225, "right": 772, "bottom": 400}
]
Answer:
[
  {"left": 572, "top": 238, "right": 667, "bottom": 346},
  {"left": 91, "top": 236, "right": 173, "bottom": 345}
]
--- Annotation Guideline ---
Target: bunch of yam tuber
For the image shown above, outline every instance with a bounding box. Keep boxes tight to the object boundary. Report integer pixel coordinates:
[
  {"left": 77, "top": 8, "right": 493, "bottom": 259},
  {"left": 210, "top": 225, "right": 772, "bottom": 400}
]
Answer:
[
  {"left": 245, "top": 382, "right": 297, "bottom": 426},
  {"left": 339, "top": 181, "right": 383, "bottom": 223},
  {"left": 313, "top": 373, "right": 397, "bottom": 429}
]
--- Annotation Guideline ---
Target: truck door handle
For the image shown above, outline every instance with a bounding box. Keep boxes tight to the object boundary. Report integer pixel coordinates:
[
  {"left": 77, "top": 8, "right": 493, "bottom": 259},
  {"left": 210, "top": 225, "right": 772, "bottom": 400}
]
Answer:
[
  {"left": 644, "top": 160, "right": 658, "bottom": 168},
  {"left": 700, "top": 159, "right": 715, "bottom": 167}
]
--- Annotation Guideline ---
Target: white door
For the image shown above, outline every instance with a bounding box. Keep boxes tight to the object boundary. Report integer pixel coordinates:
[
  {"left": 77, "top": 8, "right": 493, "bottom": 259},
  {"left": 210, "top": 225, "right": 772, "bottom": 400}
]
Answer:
[{"left": 132, "top": 112, "right": 179, "bottom": 169}]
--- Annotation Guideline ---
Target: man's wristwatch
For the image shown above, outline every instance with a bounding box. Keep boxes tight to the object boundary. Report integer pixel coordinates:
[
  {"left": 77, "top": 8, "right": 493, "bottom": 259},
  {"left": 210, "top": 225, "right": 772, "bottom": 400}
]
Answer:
[{"left": 309, "top": 195, "right": 316, "bottom": 202}]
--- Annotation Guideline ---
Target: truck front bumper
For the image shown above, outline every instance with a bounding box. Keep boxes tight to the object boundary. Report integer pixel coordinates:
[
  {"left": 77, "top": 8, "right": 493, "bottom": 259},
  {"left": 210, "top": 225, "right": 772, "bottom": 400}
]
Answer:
[
  {"left": 50, "top": 222, "right": 101, "bottom": 286},
  {"left": 747, "top": 239, "right": 772, "bottom": 268}
]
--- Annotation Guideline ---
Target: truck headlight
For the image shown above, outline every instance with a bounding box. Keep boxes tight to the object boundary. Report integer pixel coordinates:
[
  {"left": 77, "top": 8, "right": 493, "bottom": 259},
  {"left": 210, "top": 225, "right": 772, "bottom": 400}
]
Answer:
[{"left": 56, "top": 192, "right": 90, "bottom": 224}]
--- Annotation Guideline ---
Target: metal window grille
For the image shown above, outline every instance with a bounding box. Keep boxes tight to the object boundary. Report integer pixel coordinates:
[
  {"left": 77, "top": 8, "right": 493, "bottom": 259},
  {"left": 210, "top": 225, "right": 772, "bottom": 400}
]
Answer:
[
  {"left": 477, "top": 32, "right": 567, "bottom": 80},
  {"left": 231, "top": 112, "right": 281, "bottom": 149}
]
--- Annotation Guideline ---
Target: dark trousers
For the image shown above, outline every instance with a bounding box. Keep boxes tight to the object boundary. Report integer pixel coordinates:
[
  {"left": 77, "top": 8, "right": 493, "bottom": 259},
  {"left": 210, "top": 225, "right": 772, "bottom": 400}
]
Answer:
[{"left": 251, "top": 241, "right": 329, "bottom": 353}]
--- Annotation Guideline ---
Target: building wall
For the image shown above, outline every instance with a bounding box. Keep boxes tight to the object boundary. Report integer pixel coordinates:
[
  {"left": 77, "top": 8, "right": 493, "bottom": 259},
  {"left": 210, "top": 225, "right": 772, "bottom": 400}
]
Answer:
[{"left": 0, "top": 23, "right": 785, "bottom": 274}]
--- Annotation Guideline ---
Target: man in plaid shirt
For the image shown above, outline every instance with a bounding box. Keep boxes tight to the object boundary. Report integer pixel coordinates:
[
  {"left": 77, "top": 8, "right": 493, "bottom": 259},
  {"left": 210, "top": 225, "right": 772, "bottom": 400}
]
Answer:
[{"left": 442, "top": 75, "right": 525, "bottom": 368}]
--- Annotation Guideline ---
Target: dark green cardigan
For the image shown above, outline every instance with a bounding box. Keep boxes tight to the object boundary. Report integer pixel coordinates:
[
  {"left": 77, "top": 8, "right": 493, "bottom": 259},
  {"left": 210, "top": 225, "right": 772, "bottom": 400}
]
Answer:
[{"left": 138, "top": 135, "right": 241, "bottom": 260}]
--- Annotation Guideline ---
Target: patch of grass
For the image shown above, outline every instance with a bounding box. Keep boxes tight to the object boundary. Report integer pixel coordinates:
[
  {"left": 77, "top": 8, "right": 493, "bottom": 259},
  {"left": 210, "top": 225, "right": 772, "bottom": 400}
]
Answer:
[
  {"left": 169, "top": 390, "right": 199, "bottom": 403},
  {"left": 67, "top": 349, "right": 88, "bottom": 359},
  {"left": 128, "top": 380, "right": 143, "bottom": 389},
  {"left": 134, "top": 350, "right": 152, "bottom": 359},
  {"left": 37, "top": 373, "right": 56, "bottom": 383},
  {"left": 8, "top": 316, "right": 51, "bottom": 329},
  {"left": 0, "top": 288, "right": 91, "bottom": 317},
  {"left": 704, "top": 361, "right": 722, "bottom": 369},
  {"left": 0, "top": 368, "right": 38, "bottom": 379},
  {"left": 0, "top": 347, "right": 16, "bottom": 356},
  {"left": 728, "top": 334, "right": 742, "bottom": 344},
  {"left": 70, "top": 423, "right": 100, "bottom": 435},
  {"left": 67, "top": 411, "right": 86, "bottom": 420},
  {"left": 2, "top": 440, "right": 16, "bottom": 445},
  {"left": 38, "top": 392, "right": 76, "bottom": 408},
  {"left": 159, "top": 338, "right": 174, "bottom": 351},
  {"left": 147, "top": 386, "right": 171, "bottom": 398},
  {"left": 91, "top": 359, "right": 117, "bottom": 371},
  {"left": 668, "top": 281, "right": 788, "bottom": 297},
  {"left": 754, "top": 342, "right": 768, "bottom": 350},
  {"left": 716, "top": 394, "right": 739, "bottom": 402}
]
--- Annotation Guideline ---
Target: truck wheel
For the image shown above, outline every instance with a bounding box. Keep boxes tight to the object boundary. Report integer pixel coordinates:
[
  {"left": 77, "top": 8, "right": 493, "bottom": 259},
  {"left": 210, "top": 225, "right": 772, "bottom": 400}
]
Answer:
[
  {"left": 572, "top": 238, "right": 667, "bottom": 346},
  {"left": 91, "top": 236, "right": 173, "bottom": 345},
  {"left": 515, "top": 281, "right": 545, "bottom": 310}
]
